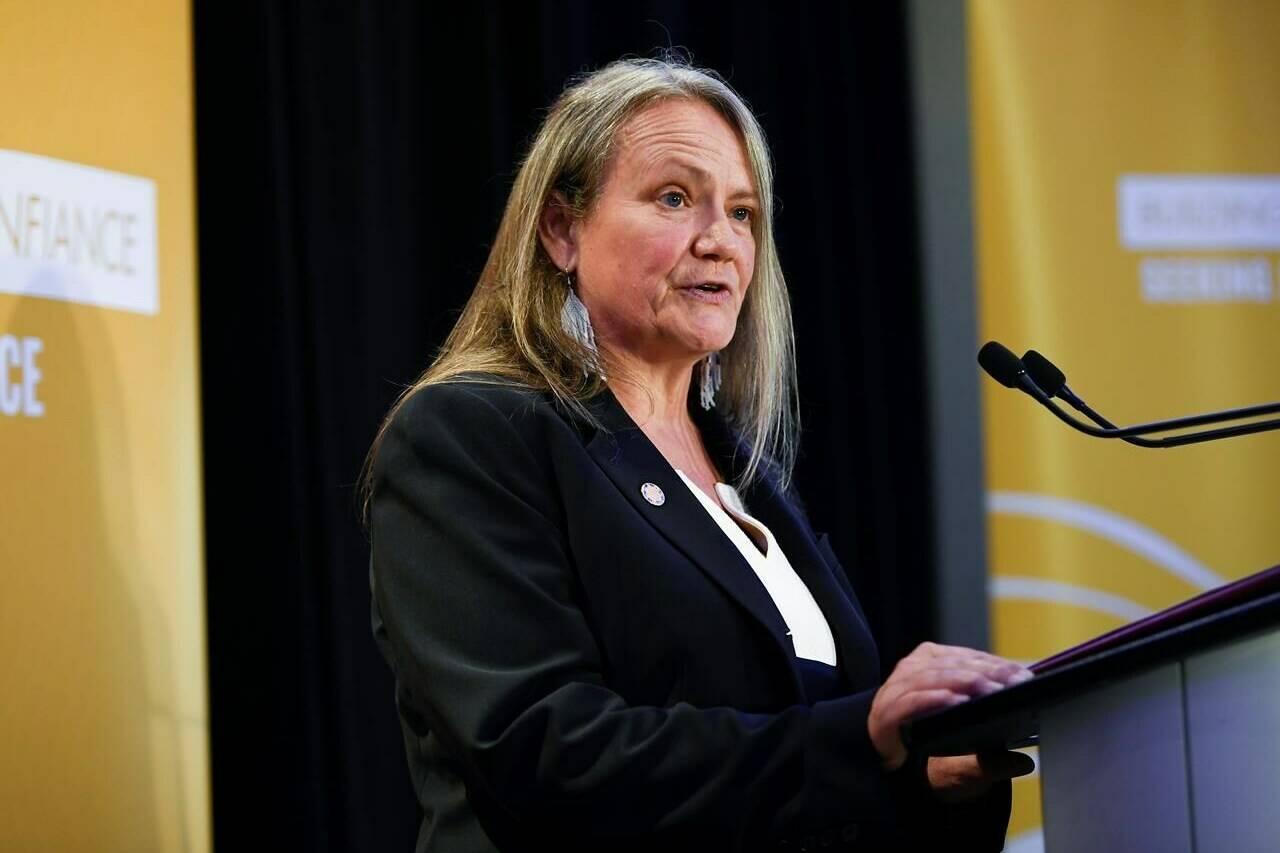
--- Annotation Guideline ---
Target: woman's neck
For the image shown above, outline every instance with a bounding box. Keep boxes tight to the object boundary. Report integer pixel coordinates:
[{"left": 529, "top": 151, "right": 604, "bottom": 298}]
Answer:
[
  {"left": 604, "top": 349, "right": 724, "bottom": 488},
  {"left": 603, "top": 349, "right": 700, "bottom": 433}
]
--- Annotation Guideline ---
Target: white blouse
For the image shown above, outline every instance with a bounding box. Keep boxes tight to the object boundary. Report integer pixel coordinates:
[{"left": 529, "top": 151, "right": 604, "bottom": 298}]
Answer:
[{"left": 674, "top": 469, "right": 838, "bottom": 666}]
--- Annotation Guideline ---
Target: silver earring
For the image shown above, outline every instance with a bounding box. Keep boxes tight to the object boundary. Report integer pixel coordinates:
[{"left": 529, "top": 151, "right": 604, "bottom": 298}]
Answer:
[
  {"left": 699, "top": 351, "right": 722, "bottom": 410},
  {"left": 559, "top": 269, "right": 604, "bottom": 379}
]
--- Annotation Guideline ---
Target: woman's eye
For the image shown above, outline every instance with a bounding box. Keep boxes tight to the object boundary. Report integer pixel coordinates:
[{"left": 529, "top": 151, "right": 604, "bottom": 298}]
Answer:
[
  {"left": 661, "top": 191, "right": 686, "bottom": 208},
  {"left": 732, "top": 207, "right": 754, "bottom": 222}
]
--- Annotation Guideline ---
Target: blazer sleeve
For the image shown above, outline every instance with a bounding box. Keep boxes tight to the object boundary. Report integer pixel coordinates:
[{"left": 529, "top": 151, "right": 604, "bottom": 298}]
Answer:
[{"left": 369, "top": 382, "right": 1002, "bottom": 849}]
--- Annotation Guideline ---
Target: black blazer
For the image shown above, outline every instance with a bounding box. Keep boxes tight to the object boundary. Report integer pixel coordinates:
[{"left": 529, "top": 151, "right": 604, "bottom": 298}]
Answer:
[{"left": 369, "top": 376, "right": 1010, "bottom": 852}]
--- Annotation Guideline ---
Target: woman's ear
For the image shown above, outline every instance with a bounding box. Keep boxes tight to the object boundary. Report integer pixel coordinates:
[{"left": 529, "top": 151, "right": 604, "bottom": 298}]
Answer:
[{"left": 537, "top": 189, "right": 579, "bottom": 272}]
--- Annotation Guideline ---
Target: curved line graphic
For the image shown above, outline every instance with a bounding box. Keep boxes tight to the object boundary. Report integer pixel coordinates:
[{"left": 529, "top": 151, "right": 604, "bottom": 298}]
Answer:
[
  {"left": 992, "top": 575, "right": 1154, "bottom": 623},
  {"left": 988, "top": 491, "right": 1224, "bottom": 591}
]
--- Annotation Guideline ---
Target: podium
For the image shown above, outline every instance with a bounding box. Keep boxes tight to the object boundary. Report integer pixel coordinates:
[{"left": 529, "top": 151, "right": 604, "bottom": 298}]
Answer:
[{"left": 902, "top": 574, "right": 1280, "bottom": 853}]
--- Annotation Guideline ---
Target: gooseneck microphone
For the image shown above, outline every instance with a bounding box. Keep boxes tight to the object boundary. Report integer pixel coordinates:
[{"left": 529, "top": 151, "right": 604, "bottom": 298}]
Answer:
[
  {"left": 977, "top": 341, "right": 1280, "bottom": 448},
  {"left": 976, "top": 341, "right": 1048, "bottom": 398},
  {"left": 1020, "top": 350, "right": 1163, "bottom": 449}
]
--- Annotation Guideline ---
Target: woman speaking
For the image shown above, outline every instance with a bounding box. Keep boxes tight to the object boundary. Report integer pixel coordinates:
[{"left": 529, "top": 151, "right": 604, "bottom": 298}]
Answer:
[{"left": 363, "top": 55, "right": 1032, "bottom": 852}]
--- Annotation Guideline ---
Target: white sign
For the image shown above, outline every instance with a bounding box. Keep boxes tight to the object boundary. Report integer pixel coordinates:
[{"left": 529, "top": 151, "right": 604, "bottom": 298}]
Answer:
[
  {"left": 1140, "top": 257, "right": 1273, "bottom": 304},
  {"left": 0, "top": 149, "right": 158, "bottom": 315},
  {"left": 0, "top": 334, "right": 44, "bottom": 417},
  {"left": 1118, "top": 174, "right": 1280, "bottom": 250}
]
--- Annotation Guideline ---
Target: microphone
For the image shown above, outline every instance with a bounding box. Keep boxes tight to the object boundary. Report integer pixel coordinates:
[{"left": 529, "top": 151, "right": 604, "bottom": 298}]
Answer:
[
  {"left": 977, "top": 342, "right": 1109, "bottom": 437},
  {"left": 977, "top": 341, "right": 1280, "bottom": 447},
  {"left": 1020, "top": 347, "right": 1280, "bottom": 446},
  {"left": 1021, "top": 350, "right": 1162, "bottom": 448},
  {"left": 1020, "top": 350, "right": 1067, "bottom": 400},
  {"left": 977, "top": 341, "right": 1048, "bottom": 399}
]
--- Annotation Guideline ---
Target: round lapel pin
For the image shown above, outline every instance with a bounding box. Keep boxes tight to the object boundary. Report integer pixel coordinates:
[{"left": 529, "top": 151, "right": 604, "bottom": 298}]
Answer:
[{"left": 640, "top": 482, "right": 666, "bottom": 506}]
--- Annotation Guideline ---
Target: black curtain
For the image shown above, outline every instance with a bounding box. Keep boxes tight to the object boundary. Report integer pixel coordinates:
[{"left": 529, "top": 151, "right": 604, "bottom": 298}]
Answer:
[{"left": 194, "top": 2, "right": 934, "bottom": 850}]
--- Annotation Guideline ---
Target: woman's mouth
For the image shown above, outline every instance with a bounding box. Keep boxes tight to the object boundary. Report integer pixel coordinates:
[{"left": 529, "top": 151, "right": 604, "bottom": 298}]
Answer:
[{"left": 678, "top": 283, "right": 732, "bottom": 304}]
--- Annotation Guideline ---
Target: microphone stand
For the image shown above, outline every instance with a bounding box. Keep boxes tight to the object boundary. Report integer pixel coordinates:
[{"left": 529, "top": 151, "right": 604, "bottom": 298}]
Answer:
[{"left": 978, "top": 341, "right": 1280, "bottom": 448}]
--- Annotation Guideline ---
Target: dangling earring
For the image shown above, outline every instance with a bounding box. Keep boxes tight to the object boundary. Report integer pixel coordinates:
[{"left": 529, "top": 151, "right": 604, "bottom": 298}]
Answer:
[
  {"left": 559, "top": 268, "right": 604, "bottom": 379},
  {"left": 699, "top": 351, "right": 722, "bottom": 410}
]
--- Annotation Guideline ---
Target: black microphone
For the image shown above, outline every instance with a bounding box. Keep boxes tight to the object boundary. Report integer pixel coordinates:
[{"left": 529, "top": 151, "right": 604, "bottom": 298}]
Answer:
[
  {"left": 977, "top": 342, "right": 1111, "bottom": 437},
  {"left": 1021, "top": 347, "right": 1280, "bottom": 446},
  {"left": 976, "top": 341, "right": 1048, "bottom": 399},
  {"left": 1020, "top": 350, "right": 1067, "bottom": 399},
  {"left": 1021, "top": 350, "right": 1162, "bottom": 448},
  {"left": 978, "top": 341, "right": 1280, "bottom": 447}
]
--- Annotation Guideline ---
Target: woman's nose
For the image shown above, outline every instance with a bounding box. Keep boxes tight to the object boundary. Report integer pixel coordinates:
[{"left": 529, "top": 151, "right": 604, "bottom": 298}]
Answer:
[{"left": 692, "top": 212, "right": 737, "bottom": 261}]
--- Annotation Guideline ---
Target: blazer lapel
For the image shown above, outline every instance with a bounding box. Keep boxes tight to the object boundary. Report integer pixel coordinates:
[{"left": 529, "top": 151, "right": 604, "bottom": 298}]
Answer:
[
  {"left": 582, "top": 389, "right": 806, "bottom": 700},
  {"left": 694, "top": 404, "right": 881, "bottom": 691},
  {"left": 739, "top": 472, "right": 881, "bottom": 690}
]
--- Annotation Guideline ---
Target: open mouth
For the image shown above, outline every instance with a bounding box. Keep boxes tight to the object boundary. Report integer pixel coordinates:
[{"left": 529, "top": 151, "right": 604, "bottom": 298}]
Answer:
[{"left": 677, "top": 281, "right": 732, "bottom": 303}]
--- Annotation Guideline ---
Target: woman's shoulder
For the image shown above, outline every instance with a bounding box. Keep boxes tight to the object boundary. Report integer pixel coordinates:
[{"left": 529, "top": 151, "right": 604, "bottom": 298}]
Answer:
[
  {"left": 369, "top": 375, "right": 576, "bottom": 541},
  {"left": 385, "top": 373, "right": 594, "bottom": 459},
  {"left": 373, "top": 374, "right": 567, "bottom": 486},
  {"left": 395, "top": 372, "right": 554, "bottom": 424}
]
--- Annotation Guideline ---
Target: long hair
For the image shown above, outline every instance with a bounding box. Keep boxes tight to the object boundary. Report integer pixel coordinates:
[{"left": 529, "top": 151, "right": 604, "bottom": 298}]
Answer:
[{"left": 359, "top": 53, "right": 799, "bottom": 526}]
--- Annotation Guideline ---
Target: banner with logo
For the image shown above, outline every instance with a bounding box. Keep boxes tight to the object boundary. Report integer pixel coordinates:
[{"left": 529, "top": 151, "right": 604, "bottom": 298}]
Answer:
[
  {"left": 968, "top": 2, "right": 1280, "bottom": 849},
  {"left": 0, "top": 3, "right": 208, "bottom": 850}
]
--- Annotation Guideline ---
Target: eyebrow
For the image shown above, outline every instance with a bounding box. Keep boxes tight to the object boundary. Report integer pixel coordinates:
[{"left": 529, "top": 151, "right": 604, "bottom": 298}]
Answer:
[{"left": 654, "top": 161, "right": 760, "bottom": 204}]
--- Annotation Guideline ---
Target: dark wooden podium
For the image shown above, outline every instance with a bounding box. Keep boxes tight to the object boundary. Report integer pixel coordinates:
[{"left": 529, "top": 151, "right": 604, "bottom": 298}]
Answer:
[{"left": 903, "top": 572, "right": 1280, "bottom": 853}]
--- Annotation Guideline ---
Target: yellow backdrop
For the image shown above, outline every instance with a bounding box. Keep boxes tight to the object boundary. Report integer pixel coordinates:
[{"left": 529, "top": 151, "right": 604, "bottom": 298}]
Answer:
[
  {"left": 970, "top": 1, "right": 1280, "bottom": 848},
  {"left": 0, "top": 1, "right": 208, "bottom": 850}
]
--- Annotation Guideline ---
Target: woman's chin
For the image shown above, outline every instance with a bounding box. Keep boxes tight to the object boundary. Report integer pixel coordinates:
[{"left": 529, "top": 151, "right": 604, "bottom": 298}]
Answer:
[
  {"left": 677, "top": 315, "right": 738, "bottom": 353},
  {"left": 679, "top": 332, "right": 735, "bottom": 360}
]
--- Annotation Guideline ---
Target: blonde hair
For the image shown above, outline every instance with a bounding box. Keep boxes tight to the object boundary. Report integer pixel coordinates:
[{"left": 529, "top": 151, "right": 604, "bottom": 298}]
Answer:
[{"left": 359, "top": 52, "right": 799, "bottom": 526}]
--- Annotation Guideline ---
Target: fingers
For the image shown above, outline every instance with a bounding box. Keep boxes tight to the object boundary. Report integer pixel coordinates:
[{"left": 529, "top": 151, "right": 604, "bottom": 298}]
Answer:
[
  {"left": 892, "top": 688, "right": 969, "bottom": 721},
  {"left": 873, "top": 672, "right": 995, "bottom": 721},
  {"left": 902, "top": 641, "right": 1032, "bottom": 676},
  {"left": 880, "top": 660, "right": 1029, "bottom": 708},
  {"left": 869, "top": 643, "right": 1034, "bottom": 768},
  {"left": 895, "top": 643, "right": 1033, "bottom": 687},
  {"left": 927, "top": 751, "right": 1036, "bottom": 803}
]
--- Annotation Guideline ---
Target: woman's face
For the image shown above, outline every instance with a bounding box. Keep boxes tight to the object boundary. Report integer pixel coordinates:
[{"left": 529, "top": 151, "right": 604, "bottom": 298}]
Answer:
[{"left": 570, "top": 98, "right": 758, "bottom": 368}]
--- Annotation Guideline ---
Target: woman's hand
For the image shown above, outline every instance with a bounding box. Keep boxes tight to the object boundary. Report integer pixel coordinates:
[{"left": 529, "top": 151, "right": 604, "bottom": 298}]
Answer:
[
  {"left": 926, "top": 751, "right": 1036, "bottom": 802},
  {"left": 867, "top": 641, "right": 1033, "bottom": 770}
]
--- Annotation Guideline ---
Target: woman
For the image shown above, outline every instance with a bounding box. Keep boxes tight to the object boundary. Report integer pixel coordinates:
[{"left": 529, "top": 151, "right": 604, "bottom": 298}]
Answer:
[{"left": 363, "top": 56, "right": 1033, "bottom": 852}]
